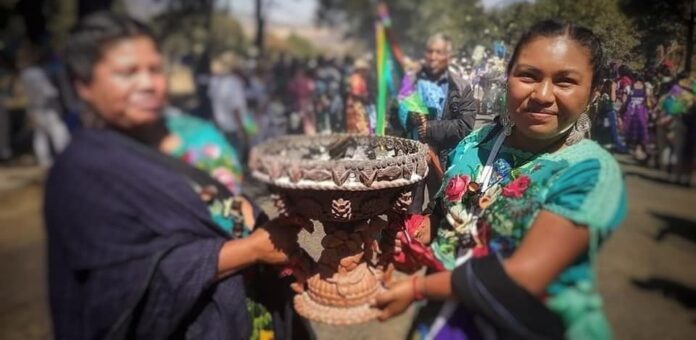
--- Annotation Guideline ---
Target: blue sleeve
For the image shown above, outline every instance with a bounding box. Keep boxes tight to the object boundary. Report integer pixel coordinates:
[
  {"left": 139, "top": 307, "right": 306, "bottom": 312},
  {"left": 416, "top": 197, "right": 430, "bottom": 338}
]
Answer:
[{"left": 543, "top": 157, "right": 627, "bottom": 237}]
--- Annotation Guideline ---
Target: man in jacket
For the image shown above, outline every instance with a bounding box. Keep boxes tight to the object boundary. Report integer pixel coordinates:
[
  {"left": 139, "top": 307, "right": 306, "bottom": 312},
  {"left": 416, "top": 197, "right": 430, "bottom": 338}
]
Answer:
[{"left": 397, "top": 33, "right": 478, "bottom": 213}]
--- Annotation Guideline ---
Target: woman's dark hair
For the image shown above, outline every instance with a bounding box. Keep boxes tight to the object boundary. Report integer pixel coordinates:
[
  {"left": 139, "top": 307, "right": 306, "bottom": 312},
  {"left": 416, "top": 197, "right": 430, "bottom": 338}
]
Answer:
[
  {"left": 65, "top": 12, "right": 157, "bottom": 83},
  {"left": 506, "top": 20, "right": 606, "bottom": 89}
]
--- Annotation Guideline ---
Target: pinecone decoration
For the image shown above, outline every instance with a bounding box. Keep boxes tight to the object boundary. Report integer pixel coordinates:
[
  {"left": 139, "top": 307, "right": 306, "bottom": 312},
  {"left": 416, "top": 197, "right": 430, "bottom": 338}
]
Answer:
[
  {"left": 271, "top": 193, "right": 289, "bottom": 216},
  {"left": 392, "top": 190, "right": 413, "bottom": 213},
  {"left": 331, "top": 198, "right": 352, "bottom": 220}
]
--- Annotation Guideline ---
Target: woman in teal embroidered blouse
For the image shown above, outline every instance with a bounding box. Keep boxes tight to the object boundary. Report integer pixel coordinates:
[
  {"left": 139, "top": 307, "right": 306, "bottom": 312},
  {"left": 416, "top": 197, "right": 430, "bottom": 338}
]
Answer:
[{"left": 373, "top": 21, "right": 626, "bottom": 340}]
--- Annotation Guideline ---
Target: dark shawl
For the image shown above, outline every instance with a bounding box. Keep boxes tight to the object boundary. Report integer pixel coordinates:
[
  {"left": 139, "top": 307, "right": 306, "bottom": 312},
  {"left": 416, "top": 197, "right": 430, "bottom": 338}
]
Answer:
[{"left": 44, "top": 128, "right": 252, "bottom": 340}]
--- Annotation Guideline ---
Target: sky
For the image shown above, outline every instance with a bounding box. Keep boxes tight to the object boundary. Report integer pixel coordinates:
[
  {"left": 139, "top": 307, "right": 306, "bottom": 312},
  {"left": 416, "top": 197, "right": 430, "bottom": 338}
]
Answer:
[{"left": 226, "top": 0, "right": 318, "bottom": 27}]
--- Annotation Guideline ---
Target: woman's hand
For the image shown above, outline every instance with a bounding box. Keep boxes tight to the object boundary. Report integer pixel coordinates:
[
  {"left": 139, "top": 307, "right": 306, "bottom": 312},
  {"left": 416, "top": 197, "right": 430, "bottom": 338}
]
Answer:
[
  {"left": 250, "top": 216, "right": 313, "bottom": 265},
  {"left": 217, "top": 215, "right": 312, "bottom": 279},
  {"left": 371, "top": 276, "right": 418, "bottom": 321},
  {"left": 240, "top": 197, "right": 256, "bottom": 231}
]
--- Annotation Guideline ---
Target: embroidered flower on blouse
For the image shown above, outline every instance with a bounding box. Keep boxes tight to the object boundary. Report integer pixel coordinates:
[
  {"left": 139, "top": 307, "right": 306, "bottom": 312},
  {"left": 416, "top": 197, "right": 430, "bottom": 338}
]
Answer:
[
  {"left": 212, "top": 167, "right": 238, "bottom": 193},
  {"left": 181, "top": 150, "right": 198, "bottom": 164},
  {"left": 202, "top": 144, "right": 222, "bottom": 159},
  {"left": 444, "top": 175, "right": 470, "bottom": 202},
  {"left": 446, "top": 204, "right": 475, "bottom": 236},
  {"left": 502, "top": 175, "right": 531, "bottom": 198}
]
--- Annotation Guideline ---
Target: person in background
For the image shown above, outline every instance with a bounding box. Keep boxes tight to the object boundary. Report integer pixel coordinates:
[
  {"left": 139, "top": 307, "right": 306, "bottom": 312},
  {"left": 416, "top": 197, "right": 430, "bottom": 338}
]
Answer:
[
  {"left": 314, "top": 56, "right": 343, "bottom": 134},
  {"left": 326, "top": 79, "right": 345, "bottom": 133},
  {"left": 622, "top": 75, "right": 651, "bottom": 161},
  {"left": 594, "top": 79, "right": 627, "bottom": 153},
  {"left": 45, "top": 13, "right": 311, "bottom": 339},
  {"left": 374, "top": 21, "right": 626, "bottom": 340},
  {"left": 287, "top": 63, "right": 316, "bottom": 135},
  {"left": 18, "top": 44, "right": 70, "bottom": 167},
  {"left": 246, "top": 65, "right": 270, "bottom": 147},
  {"left": 0, "top": 56, "right": 15, "bottom": 161},
  {"left": 345, "top": 58, "right": 371, "bottom": 134},
  {"left": 396, "top": 33, "right": 478, "bottom": 213},
  {"left": 208, "top": 52, "right": 250, "bottom": 162},
  {"left": 658, "top": 74, "right": 696, "bottom": 186},
  {"left": 643, "top": 71, "right": 660, "bottom": 167},
  {"left": 617, "top": 65, "right": 633, "bottom": 105}
]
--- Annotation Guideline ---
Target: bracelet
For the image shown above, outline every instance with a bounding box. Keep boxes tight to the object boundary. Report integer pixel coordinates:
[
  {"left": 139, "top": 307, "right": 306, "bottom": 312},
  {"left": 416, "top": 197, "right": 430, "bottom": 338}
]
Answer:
[{"left": 412, "top": 276, "right": 424, "bottom": 301}]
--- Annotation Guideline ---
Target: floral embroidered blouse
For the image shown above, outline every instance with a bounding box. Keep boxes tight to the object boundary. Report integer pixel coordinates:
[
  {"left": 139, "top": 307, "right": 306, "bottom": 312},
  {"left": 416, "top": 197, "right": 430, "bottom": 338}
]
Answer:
[
  {"left": 432, "top": 125, "right": 627, "bottom": 339},
  {"left": 165, "top": 113, "right": 246, "bottom": 234}
]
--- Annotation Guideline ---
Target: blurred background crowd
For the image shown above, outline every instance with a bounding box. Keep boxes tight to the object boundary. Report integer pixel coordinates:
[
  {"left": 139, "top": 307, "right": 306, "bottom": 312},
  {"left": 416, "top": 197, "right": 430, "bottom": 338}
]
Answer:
[{"left": 1, "top": 0, "right": 695, "bottom": 186}]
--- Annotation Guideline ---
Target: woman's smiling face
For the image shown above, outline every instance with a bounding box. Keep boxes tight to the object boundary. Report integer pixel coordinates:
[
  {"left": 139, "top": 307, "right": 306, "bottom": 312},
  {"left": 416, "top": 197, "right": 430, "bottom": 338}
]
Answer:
[{"left": 506, "top": 35, "right": 594, "bottom": 141}]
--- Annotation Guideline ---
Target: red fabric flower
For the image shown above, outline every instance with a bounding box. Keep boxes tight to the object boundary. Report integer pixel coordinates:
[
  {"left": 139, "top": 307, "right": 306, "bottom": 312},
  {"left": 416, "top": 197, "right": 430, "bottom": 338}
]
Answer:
[
  {"left": 181, "top": 151, "right": 195, "bottom": 164},
  {"left": 444, "top": 175, "right": 470, "bottom": 202},
  {"left": 390, "top": 214, "right": 445, "bottom": 273},
  {"left": 502, "top": 175, "right": 531, "bottom": 198}
]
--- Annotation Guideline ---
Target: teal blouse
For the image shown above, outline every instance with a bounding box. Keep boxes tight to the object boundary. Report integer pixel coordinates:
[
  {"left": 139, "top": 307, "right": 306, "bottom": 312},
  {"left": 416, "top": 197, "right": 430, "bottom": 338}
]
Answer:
[
  {"left": 433, "top": 125, "right": 627, "bottom": 339},
  {"left": 165, "top": 113, "right": 245, "bottom": 234}
]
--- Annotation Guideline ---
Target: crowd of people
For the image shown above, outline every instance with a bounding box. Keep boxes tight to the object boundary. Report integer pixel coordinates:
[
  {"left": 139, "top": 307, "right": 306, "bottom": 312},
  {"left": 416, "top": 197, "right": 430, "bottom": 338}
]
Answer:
[
  {"left": 0, "top": 8, "right": 693, "bottom": 340},
  {"left": 198, "top": 35, "right": 696, "bottom": 189},
  {"left": 591, "top": 63, "right": 696, "bottom": 186}
]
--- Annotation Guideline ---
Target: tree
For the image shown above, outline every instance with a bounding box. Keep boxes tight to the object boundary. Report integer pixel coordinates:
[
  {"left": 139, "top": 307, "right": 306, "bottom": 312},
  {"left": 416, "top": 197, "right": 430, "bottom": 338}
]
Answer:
[
  {"left": 285, "top": 32, "right": 316, "bottom": 57},
  {"left": 621, "top": 0, "right": 694, "bottom": 72},
  {"left": 316, "top": 0, "right": 421, "bottom": 55},
  {"left": 316, "top": 0, "right": 640, "bottom": 64}
]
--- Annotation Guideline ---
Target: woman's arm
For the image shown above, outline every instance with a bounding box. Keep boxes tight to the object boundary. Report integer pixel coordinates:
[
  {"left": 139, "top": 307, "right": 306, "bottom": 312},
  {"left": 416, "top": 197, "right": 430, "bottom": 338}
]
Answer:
[
  {"left": 502, "top": 210, "right": 589, "bottom": 296},
  {"left": 373, "top": 210, "right": 588, "bottom": 319}
]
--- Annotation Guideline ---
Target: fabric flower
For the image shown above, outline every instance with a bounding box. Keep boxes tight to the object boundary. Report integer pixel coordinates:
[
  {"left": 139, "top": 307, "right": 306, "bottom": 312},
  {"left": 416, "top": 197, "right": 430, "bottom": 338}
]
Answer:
[
  {"left": 403, "top": 214, "right": 430, "bottom": 245},
  {"left": 446, "top": 204, "right": 476, "bottom": 240},
  {"left": 391, "top": 214, "right": 446, "bottom": 272},
  {"left": 212, "top": 167, "right": 239, "bottom": 194},
  {"left": 202, "top": 144, "right": 222, "bottom": 159},
  {"left": 502, "top": 175, "right": 531, "bottom": 198},
  {"left": 444, "top": 175, "right": 470, "bottom": 202},
  {"left": 181, "top": 150, "right": 198, "bottom": 164}
]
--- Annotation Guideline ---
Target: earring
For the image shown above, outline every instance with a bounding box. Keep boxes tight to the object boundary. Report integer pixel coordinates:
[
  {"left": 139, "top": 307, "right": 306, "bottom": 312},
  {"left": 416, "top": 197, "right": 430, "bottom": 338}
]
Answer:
[
  {"left": 500, "top": 86, "right": 514, "bottom": 135},
  {"left": 565, "top": 109, "right": 591, "bottom": 146},
  {"left": 500, "top": 110, "right": 515, "bottom": 136}
]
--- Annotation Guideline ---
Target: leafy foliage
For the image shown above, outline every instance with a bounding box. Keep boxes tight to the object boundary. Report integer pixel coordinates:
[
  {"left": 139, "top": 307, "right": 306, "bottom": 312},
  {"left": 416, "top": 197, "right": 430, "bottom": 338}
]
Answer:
[{"left": 317, "top": 0, "right": 689, "bottom": 70}]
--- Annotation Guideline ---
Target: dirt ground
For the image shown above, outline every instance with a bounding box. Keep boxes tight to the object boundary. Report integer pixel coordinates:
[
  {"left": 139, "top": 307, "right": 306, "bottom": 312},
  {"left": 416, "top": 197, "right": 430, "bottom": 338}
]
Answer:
[{"left": 0, "top": 154, "right": 694, "bottom": 340}]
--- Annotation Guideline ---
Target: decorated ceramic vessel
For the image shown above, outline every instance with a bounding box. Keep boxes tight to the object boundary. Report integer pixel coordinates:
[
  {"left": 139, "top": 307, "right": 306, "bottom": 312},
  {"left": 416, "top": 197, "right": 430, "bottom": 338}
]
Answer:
[{"left": 250, "top": 134, "right": 428, "bottom": 325}]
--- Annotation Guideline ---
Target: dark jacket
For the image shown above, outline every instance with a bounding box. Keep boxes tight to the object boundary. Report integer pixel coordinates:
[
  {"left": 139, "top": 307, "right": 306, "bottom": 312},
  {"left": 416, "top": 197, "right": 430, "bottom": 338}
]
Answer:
[
  {"left": 404, "top": 69, "right": 478, "bottom": 168},
  {"left": 421, "top": 70, "right": 478, "bottom": 153}
]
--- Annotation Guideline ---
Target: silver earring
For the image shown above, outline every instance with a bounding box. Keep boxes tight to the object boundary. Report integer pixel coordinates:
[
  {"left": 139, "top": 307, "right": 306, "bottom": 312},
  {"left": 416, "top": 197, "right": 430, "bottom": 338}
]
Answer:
[
  {"left": 500, "top": 111, "right": 515, "bottom": 136},
  {"left": 565, "top": 110, "right": 591, "bottom": 146},
  {"left": 501, "top": 87, "right": 514, "bottom": 135}
]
